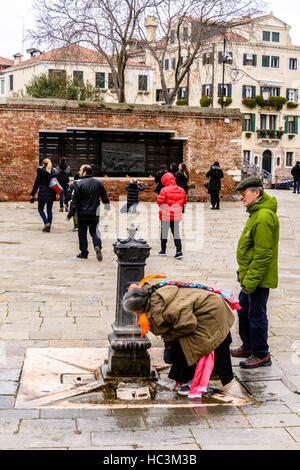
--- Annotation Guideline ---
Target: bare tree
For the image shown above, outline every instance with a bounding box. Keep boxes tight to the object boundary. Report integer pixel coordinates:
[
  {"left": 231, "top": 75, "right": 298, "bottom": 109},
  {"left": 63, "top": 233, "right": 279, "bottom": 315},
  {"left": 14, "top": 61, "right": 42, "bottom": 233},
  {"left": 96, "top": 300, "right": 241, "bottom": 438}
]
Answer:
[
  {"left": 30, "top": 0, "right": 160, "bottom": 103},
  {"left": 136, "top": 0, "right": 265, "bottom": 104}
]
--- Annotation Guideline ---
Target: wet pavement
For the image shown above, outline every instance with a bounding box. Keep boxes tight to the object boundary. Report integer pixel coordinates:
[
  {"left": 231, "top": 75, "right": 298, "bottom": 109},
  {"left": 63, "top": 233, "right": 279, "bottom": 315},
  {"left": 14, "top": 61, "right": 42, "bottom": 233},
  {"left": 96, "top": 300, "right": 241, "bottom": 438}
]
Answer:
[{"left": 0, "top": 189, "right": 300, "bottom": 449}]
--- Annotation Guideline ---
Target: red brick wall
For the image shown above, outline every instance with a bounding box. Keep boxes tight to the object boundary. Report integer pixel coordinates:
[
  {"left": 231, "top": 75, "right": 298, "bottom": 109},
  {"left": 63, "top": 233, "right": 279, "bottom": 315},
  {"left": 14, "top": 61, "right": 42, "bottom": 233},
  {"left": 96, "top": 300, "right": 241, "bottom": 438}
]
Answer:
[{"left": 0, "top": 99, "right": 242, "bottom": 201}]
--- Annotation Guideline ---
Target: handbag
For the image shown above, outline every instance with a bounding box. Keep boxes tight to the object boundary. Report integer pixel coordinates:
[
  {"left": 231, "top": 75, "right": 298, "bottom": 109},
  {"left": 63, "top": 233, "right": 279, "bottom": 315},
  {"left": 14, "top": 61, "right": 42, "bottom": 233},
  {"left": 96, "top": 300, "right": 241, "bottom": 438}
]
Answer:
[{"left": 49, "top": 177, "right": 63, "bottom": 194}]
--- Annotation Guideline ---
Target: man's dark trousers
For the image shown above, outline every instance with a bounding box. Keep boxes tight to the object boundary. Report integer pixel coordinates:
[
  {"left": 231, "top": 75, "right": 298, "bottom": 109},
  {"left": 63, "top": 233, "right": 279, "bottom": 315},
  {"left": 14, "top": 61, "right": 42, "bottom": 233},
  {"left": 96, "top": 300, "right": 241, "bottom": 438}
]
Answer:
[
  {"left": 78, "top": 216, "right": 101, "bottom": 256},
  {"left": 238, "top": 287, "right": 270, "bottom": 358}
]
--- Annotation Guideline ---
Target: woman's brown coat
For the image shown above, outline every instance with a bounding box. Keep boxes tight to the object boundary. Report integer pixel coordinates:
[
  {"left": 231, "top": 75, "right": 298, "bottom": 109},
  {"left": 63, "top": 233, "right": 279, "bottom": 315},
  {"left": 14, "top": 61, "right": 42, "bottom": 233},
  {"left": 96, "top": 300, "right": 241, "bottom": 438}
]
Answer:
[{"left": 143, "top": 280, "right": 235, "bottom": 366}]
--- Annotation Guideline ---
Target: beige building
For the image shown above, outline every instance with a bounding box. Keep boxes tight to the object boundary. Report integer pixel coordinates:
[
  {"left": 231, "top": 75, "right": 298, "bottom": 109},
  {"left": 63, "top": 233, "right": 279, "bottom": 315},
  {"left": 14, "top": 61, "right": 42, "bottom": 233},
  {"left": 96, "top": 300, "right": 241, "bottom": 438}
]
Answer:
[
  {"left": 0, "top": 44, "right": 154, "bottom": 106},
  {"left": 134, "top": 14, "right": 300, "bottom": 182}
]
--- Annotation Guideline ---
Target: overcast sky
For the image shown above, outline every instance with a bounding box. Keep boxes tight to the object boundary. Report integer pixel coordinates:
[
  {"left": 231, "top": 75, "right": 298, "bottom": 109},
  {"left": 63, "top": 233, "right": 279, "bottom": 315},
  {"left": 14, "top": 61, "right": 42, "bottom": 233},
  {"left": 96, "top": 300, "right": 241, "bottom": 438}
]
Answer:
[{"left": 1, "top": 0, "right": 300, "bottom": 60}]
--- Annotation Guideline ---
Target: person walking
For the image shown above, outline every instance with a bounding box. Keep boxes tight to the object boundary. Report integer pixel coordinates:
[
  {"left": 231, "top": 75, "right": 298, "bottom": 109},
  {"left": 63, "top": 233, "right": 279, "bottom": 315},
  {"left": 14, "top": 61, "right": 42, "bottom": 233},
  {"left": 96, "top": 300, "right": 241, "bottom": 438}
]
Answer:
[
  {"left": 206, "top": 162, "right": 224, "bottom": 210},
  {"left": 66, "top": 165, "right": 111, "bottom": 261},
  {"left": 157, "top": 172, "right": 186, "bottom": 259},
  {"left": 291, "top": 161, "right": 300, "bottom": 194},
  {"left": 120, "top": 179, "right": 144, "bottom": 214},
  {"left": 154, "top": 164, "right": 168, "bottom": 195},
  {"left": 57, "top": 157, "right": 72, "bottom": 212},
  {"left": 123, "top": 278, "right": 246, "bottom": 399},
  {"left": 30, "top": 158, "right": 57, "bottom": 232},
  {"left": 231, "top": 176, "right": 279, "bottom": 369}
]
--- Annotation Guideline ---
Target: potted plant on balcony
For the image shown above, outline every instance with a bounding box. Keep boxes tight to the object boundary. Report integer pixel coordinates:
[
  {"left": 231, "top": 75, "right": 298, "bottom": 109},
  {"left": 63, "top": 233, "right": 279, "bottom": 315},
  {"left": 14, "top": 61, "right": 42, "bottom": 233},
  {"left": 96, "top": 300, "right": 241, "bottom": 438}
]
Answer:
[
  {"left": 257, "top": 129, "right": 267, "bottom": 138},
  {"left": 245, "top": 132, "right": 252, "bottom": 138},
  {"left": 200, "top": 95, "right": 212, "bottom": 107},
  {"left": 242, "top": 97, "right": 257, "bottom": 109},
  {"left": 268, "top": 96, "right": 287, "bottom": 110},
  {"left": 268, "top": 129, "right": 276, "bottom": 138},
  {"left": 176, "top": 98, "right": 188, "bottom": 106},
  {"left": 218, "top": 96, "right": 232, "bottom": 107},
  {"left": 287, "top": 101, "right": 299, "bottom": 109},
  {"left": 288, "top": 134, "right": 296, "bottom": 140}
]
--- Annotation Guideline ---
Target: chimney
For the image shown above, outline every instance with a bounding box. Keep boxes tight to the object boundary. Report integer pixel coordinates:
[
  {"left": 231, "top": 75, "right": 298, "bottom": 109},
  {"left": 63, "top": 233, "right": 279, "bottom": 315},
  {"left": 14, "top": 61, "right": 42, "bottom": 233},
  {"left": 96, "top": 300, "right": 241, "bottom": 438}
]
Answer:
[
  {"left": 144, "top": 16, "right": 158, "bottom": 42},
  {"left": 13, "top": 53, "right": 23, "bottom": 66},
  {"left": 26, "top": 48, "right": 42, "bottom": 58}
]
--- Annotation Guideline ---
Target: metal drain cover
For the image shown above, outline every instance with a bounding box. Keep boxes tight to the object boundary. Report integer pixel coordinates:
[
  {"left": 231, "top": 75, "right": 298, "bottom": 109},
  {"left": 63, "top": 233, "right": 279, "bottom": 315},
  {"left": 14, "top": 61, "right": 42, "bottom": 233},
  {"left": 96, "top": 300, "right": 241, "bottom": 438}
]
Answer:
[
  {"left": 61, "top": 373, "right": 95, "bottom": 385},
  {"left": 116, "top": 383, "right": 151, "bottom": 400}
]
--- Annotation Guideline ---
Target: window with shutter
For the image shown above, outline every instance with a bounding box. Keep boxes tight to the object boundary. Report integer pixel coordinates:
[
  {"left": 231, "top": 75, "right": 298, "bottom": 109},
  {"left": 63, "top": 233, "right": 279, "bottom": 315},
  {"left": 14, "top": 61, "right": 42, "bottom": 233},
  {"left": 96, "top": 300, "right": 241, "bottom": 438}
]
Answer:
[{"left": 262, "top": 56, "right": 270, "bottom": 67}]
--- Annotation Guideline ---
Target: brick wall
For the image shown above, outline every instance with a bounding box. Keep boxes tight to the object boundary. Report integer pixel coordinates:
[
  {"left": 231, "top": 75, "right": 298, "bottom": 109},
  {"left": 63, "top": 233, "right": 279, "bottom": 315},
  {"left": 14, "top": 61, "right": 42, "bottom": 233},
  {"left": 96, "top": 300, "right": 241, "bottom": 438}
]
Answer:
[{"left": 0, "top": 98, "right": 242, "bottom": 201}]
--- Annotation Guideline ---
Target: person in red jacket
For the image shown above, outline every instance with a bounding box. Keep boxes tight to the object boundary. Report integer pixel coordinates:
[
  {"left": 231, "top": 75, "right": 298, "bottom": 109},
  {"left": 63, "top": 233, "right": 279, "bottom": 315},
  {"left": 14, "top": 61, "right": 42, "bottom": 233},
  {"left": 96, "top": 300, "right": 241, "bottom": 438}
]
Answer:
[{"left": 157, "top": 172, "right": 187, "bottom": 259}]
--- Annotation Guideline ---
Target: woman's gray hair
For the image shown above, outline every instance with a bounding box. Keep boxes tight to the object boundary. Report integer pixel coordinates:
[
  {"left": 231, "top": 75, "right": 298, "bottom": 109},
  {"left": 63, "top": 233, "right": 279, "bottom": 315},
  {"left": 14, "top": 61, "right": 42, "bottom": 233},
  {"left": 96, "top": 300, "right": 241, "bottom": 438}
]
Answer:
[{"left": 122, "top": 288, "right": 149, "bottom": 314}]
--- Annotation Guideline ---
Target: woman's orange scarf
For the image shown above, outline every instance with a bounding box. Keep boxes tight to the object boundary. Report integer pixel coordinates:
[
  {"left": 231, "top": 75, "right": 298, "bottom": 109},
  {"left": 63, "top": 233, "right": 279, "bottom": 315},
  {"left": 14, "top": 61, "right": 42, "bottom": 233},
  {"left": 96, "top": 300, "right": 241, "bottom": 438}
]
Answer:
[{"left": 137, "top": 274, "right": 166, "bottom": 337}]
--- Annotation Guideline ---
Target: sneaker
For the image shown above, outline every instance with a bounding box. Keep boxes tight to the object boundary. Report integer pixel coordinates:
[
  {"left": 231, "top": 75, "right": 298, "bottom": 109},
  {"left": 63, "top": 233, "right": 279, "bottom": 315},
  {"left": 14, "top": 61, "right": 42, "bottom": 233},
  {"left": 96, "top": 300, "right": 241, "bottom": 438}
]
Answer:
[
  {"left": 174, "top": 252, "right": 183, "bottom": 259},
  {"left": 77, "top": 252, "right": 88, "bottom": 259},
  {"left": 95, "top": 246, "right": 103, "bottom": 262},
  {"left": 72, "top": 226, "right": 78, "bottom": 232},
  {"left": 177, "top": 384, "right": 190, "bottom": 396},
  {"left": 158, "top": 251, "right": 166, "bottom": 256},
  {"left": 231, "top": 347, "right": 252, "bottom": 358},
  {"left": 45, "top": 224, "right": 51, "bottom": 233},
  {"left": 239, "top": 354, "right": 272, "bottom": 369}
]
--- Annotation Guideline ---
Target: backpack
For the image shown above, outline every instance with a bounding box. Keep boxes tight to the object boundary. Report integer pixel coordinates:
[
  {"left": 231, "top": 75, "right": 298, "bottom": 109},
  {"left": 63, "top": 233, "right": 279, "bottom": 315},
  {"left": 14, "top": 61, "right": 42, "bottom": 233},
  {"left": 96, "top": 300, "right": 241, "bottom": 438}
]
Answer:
[{"left": 57, "top": 168, "right": 70, "bottom": 186}]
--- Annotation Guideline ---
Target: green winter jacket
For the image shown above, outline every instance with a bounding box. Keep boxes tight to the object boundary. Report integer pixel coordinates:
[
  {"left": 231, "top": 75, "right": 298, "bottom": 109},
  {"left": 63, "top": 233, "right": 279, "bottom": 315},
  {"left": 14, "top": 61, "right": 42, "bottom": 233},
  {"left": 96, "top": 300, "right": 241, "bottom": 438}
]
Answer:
[{"left": 236, "top": 192, "right": 279, "bottom": 293}]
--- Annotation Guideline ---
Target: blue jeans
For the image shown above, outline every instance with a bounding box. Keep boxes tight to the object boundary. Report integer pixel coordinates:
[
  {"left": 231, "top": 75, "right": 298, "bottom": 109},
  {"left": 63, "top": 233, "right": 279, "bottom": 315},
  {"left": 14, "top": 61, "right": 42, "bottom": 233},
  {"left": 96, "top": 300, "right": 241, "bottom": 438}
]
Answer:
[
  {"left": 59, "top": 185, "right": 69, "bottom": 208},
  {"left": 38, "top": 201, "right": 53, "bottom": 225},
  {"left": 293, "top": 180, "right": 300, "bottom": 193},
  {"left": 238, "top": 287, "right": 270, "bottom": 358}
]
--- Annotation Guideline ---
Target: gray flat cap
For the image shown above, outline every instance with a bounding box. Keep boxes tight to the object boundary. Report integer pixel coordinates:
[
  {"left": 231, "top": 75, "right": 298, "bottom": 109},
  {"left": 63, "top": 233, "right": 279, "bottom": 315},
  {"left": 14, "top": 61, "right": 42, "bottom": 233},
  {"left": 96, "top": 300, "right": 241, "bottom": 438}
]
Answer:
[{"left": 236, "top": 176, "right": 263, "bottom": 191}]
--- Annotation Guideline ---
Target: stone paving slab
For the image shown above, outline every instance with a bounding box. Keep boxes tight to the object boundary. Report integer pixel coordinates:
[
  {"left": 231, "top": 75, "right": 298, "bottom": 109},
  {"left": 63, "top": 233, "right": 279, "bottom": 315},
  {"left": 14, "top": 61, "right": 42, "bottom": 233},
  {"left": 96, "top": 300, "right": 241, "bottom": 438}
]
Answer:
[{"left": 1, "top": 191, "right": 300, "bottom": 449}]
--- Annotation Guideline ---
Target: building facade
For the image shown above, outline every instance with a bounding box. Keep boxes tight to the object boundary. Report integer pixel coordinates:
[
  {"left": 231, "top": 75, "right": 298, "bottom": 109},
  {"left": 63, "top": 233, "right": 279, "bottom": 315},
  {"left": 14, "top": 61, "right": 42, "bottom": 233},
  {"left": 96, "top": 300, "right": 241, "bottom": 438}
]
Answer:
[
  {"left": 133, "top": 14, "right": 300, "bottom": 181},
  {"left": 0, "top": 44, "right": 154, "bottom": 106}
]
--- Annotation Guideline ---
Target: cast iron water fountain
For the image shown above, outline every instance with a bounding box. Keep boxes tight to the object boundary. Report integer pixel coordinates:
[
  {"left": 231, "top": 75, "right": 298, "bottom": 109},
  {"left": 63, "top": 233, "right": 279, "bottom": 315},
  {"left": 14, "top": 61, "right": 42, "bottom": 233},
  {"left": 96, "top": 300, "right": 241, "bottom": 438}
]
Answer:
[{"left": 100, "top": 223, "right": 157, "bottom": 398}]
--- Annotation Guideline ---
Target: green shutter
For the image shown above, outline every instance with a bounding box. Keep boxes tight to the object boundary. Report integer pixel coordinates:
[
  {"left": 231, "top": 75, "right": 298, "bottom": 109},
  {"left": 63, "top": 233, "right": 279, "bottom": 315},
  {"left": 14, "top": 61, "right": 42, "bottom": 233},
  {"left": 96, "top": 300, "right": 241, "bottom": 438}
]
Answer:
[
  {"left": 218, "top": 84, "right": 222, "bottom": 97},
  {"left": 242, "top": 114, "right": 245, "bottom": 131},
  {"left": 252, "top": 86, "right": 256, "bottom": 97},
  {"left": 262, "top": 55, "right": 270, "bottom": 67},
  {"left": 251, "top": 114, "right": 256, "bottom": 132},
  {"left": 253, "top": 54, "right": 257, "bottom": 66},
  {"left": 228, "top": 84, "right": 232, "bottom": 98},
  {"left": 242, "top": 85, "right": 246, "bottom": 98},
  {"left": 284, "top": 116, "right": 288, "bottom": 134},
  {"left": 243, "top": 54, "right": 247, "bottom": 66},
  {"left": 295, "top": 116, "right": 298, "bottom": 134}
]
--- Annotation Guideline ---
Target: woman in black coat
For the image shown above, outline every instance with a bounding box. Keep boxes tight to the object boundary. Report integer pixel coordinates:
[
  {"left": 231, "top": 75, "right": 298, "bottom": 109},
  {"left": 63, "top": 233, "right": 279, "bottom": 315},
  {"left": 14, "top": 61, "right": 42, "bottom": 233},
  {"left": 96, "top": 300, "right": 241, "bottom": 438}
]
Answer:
[
  {"left": 176, "top": 163, "right": 189, "bottom": 195},
  {"left": 30, "top": 158, "right": 57, "bottom": 232},
  {"left": 206, "top": 161, "right": 224, "bottom": 210}
]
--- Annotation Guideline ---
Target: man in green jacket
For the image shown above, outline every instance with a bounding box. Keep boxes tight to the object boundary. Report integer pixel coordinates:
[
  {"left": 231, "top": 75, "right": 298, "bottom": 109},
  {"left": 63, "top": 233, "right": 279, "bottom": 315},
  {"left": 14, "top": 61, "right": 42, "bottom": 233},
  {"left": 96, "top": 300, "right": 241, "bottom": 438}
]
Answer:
[{"left": 231, "top": 176, "right": 279, "bottom": 369}]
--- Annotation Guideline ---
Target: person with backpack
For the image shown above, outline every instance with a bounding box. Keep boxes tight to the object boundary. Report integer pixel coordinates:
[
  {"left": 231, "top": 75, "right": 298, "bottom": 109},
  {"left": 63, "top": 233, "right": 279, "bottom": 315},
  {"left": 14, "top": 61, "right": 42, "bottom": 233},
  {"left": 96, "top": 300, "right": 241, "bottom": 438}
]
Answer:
[
  {"left": 57, "top": 158, "right": 72, "bottom": 212},
  {"left": 120, "top": 179, "right": 144, "bottom": 214}
]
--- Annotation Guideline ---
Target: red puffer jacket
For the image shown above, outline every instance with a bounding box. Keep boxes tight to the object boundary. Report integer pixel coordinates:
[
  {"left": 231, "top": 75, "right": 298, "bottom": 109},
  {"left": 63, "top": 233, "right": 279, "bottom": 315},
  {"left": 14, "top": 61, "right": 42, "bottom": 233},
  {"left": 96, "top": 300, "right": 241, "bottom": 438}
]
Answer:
[{"left": 157, "top": 173, "right": 187, "bottom": 221}]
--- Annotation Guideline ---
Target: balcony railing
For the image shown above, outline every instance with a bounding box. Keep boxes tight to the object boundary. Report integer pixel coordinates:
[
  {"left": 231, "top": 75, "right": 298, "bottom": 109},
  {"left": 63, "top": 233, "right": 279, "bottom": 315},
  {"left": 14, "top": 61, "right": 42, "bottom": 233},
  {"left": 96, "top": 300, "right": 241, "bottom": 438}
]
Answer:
[{"left": 257, "top": 129, "right": 284, "bottom": 139}]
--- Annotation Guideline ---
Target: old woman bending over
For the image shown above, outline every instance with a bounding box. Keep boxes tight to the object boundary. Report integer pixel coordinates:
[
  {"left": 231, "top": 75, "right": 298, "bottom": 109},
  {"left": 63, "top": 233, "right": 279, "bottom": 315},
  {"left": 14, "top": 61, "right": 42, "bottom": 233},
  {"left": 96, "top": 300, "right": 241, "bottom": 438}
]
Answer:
[{"left": 123, "top": 278, "right": 245, "bottom": 398}]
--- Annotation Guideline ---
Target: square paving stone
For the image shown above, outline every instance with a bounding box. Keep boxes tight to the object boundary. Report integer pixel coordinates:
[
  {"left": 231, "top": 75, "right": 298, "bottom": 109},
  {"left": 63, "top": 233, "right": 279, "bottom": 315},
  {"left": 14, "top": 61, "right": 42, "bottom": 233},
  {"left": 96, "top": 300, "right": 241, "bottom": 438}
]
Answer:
[
  {"left": 282, "top": 376, "right": 300, "bottom": 393},
  {"left": 247, "top": 413, "right": 300, "bottom": 428},
  {"left": 0, "top": 381, "right": 18, "bottom": 395},
  {"left": 190, "top": 427, "right": 295, "bottom": 450},
  {"left": 285, "top": 427, "right": 300, "bottom": 442},
  {"left": 245, "top": 380, "right": 296, "bottom": 401},
  {"left": 91, "top": 428, "right": 195, "bottom": 448}
]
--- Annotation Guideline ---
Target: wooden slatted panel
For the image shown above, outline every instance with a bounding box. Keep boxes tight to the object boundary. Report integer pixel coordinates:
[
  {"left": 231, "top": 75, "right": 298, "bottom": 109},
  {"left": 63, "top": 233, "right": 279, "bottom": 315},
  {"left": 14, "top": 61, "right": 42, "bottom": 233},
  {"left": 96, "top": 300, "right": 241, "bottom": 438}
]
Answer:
[{"left": 39, "top": 130, "right": 183, "bottom": 177}]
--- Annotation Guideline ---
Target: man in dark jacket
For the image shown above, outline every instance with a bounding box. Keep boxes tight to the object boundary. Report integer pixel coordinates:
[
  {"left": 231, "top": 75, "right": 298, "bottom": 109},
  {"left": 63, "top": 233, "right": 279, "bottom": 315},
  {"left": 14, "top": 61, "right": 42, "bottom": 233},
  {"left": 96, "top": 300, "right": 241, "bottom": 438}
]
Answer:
[
  {"left": 67, "top": 165, "right": 111, "bottom": 261},
  {"left": 206, "top": 162, "right": 224, "bottom": 209},
  {"left": 291, "top": 161, "right": 300, "bottom": 194}
]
